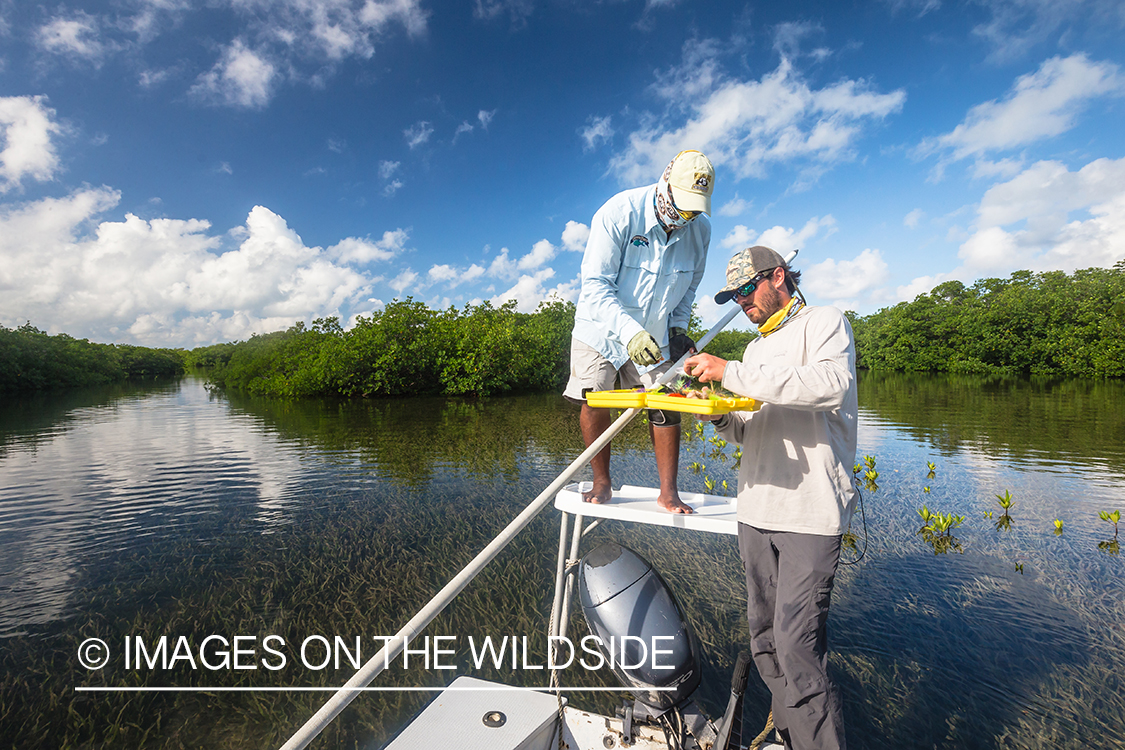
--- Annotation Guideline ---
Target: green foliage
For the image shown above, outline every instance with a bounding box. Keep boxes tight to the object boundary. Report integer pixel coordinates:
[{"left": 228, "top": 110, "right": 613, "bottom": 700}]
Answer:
[
  {"left": 995, "top": 490, "right": 1015, "bottom": 531},
  {"left": 204, "top": 298, "right": 575, "bottom": 398},
  {"left": 1099, "top": 509, "right": 1121, "bottom": 539},
  {"left": 0, "top": 323, "right": 185, "bottom": 392},
  {"left": 916, "top": 504, "right": 965, "bottom": 554},
  {"left": 701, "top": 329, "right": 759, "bottom": 362},
  {"left": 851, "top": 264, "right": 1125, "bottom": 377}
]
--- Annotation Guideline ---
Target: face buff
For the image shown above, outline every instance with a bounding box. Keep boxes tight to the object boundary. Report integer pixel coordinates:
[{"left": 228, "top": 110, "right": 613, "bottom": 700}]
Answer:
[
  {"left": 654, "top": 161, "right": 690, "bottom": 231},
  {"left": 758, "top": 295, "right": 806, "bottom": 337}
]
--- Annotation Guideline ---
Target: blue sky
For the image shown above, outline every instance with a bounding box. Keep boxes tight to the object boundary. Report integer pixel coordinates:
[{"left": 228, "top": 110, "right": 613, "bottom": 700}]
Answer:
[{"left": 1, "top": 0, "right": 1123, "bottom": 347}]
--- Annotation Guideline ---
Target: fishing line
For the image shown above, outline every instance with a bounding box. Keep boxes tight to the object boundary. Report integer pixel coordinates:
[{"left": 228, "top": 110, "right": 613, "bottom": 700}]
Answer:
[{"left": 840, "top": 483, "right": 868, "bottom": 566}]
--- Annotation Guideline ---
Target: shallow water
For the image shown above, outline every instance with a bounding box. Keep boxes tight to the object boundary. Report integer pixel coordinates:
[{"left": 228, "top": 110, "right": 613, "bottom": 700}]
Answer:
[{"left": 0, "top": 373, "right": 1122, "bottom": 749}]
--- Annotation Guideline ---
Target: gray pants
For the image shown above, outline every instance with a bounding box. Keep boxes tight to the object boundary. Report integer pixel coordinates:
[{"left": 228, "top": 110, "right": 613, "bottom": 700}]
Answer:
[{"left": 738, "top": 523, "right": 846, "bottom": 750}]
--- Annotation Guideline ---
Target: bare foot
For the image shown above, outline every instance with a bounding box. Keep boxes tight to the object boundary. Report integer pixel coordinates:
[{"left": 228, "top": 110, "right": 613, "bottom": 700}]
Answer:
[
  {"left": 657, "top": 491, "right": 693, "bottom": 514},
  {"left": 582, "top": 479, "right": 613, "bottom": 505}
]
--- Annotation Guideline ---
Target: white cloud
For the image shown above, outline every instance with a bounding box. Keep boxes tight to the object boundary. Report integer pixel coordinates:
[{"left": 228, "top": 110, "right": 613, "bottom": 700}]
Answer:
[
  {"left": 190, "top": 39, "right": 276, "bottom": 109},
  {"left": 518, "top": 239, "right": 556, "bottom": 270},
  {"left": 478, "top": 109, "right": 495, "bottom": 129},
  {"left": 379, "top": 160, "right": 400, "bottom": 179},
  {"left": 474, "top": 0, "right": 534, "bottom": 26},
  {"left": 971, "top": 0, "right": 1125, "bottom": 63},
  {"left": 329, "top": 229, "right": 409, "bottom": 264},
  {"left": 772, "top": 21, "right": 823, "bottom": 59},
  {"left": 454, "top": 121, "right": 474, "bottom": 140},
  {"left": 0, "top": 96, "right": 63, "bottom": 193},
  {"left": 490, "top": 269, "right": 581, "bottom": 313},
  {"left": 720, "top": 216, "right": 837, "bottom": 253},
  {"left": 35, "top": 13, "right": 105, "bottom": 63},
  {"left": 720, "top": 225, "right": 757, "bottom": 251},
  {"left": 718, "top": 195, "right": 753, "bottom": 217},
  {"left": 25, "top": 1, "right": 429, "bottom": 106},
  {"left": 487, "top": 248, "right": 516, "bottom": 279},
  {"left": 561, "top": 220, "right": 590, "bottom": 252},
  {"left": 920, "top": 55, "right": 1122, "bottom": 165},
  {"left": 360, "top": 0, "right": 429, "bottom": 36},
  {"left": 970, "top": 157, "right": 1024, "bottom": 180},
  {"left": 388, "top": 268, "right": 418, "bottom": 294},
  {"left": 802, "top": 248, "right": 889, "bottom": 309},
  {"left": 428, "top": 264, "right": 459, "bottom": 282},
  {"left": 610, "top": 53, "right": 905, "bottom": 185},
  {"left": 379, "top": 160, "right": 403, "bottom": 195},
  {"left": 0, "top": 189, "right": 396, "bottom": 346},
  {"left": 580, "top": 116, "right": 614, "bottom": 152},
  {"left": 957, "top": 157, "right": 1125, "bottom": 273},
  {"left": 903, "top": 208, "right": 924, "bottom": 229},
  {"left": 896, "top": 273, "right": 952, "bottom": 302},
  {"left": 404, "top": 120, "right": 433, "bottom": 149}
]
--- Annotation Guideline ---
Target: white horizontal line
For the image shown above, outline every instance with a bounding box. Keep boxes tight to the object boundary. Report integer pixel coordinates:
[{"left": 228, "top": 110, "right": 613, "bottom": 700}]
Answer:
[{"left": 74, "top": 686, "right": 674, "bottom": 693}]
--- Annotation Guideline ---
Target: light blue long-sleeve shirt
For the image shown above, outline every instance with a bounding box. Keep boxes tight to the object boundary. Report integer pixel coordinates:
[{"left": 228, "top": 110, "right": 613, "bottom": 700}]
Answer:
[{"left": 572, "top": 184, "right": 711, "bottom": 370}]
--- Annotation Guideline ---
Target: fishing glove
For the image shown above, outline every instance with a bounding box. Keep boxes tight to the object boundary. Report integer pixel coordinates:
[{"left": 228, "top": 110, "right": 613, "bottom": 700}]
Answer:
[
  {"left": 669, "top": 327, "right": 696, "bottom": 362},
  {"left": 627, "top": 331, "right": 663, "bottom": 366}
]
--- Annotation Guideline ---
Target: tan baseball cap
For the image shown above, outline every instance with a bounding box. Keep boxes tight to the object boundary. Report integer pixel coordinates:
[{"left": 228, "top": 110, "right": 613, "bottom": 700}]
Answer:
[
  {"left": 667, "top": 150, "right": 715, "bottom": 215},
  {"left": 714, "top": 245, "right": 787, "bottom": 304}
]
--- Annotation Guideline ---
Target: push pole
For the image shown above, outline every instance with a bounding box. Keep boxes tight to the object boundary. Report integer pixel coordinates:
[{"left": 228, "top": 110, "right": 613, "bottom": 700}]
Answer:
[{"left": 276, "top": 249, "right": 796, "bottom": 750}]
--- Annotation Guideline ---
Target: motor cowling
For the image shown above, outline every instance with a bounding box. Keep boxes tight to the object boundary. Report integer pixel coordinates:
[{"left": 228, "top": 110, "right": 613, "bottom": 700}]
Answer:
[{"left": 578, "top": 542, "right": 702, "bottom": 714}]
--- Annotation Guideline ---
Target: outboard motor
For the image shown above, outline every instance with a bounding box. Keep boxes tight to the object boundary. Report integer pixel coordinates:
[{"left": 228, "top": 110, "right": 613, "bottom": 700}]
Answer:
[{"left": 578, "top": 542, "right": 702, "bottom": 716}]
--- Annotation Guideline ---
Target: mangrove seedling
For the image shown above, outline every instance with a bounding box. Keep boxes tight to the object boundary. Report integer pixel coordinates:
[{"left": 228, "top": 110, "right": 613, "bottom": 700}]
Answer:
[
  {"left": 1053, "top": 519, "right": 1064, "bottom": 536},
  {"left": 1099, "top": 509, "right": 1121, "bottom": 539},
  {"left": 917, "top": 505, "right": 965, "bottom": 554},
  {"left": 1015, "top": 562, "right": 1024, "bottom": 574},
  {"left": 1098, "top": 511, "right": 1120, "bottom": 554},
  {"left": 995, "top": 490, "right": 1014, "bottom": 531},
  {"left": 923, "top": 486, "right": 931, "bottom": 494},
  {"left": 703, "top": 476, "right": 716, "bottom": 493},
  {"left": 926, "top": 461, "right": 936, "bottom": 480}
]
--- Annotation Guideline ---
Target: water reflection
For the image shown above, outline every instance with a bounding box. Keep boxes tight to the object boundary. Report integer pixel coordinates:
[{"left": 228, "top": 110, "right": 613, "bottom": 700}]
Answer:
[{"left": 0, "top": 378, "right": 327, "bottom": 633}]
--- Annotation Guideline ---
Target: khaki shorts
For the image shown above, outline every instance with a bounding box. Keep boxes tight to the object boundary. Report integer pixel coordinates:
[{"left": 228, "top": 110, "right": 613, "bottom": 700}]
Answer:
[{"left": 562, "top": 337, "right": 673, "bottom": 404}]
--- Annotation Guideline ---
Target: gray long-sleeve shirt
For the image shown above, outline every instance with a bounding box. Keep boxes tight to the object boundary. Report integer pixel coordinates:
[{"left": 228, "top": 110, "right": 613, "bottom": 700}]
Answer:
[{"left": 714, "top": 305, "right": 859, "bottom": 536}]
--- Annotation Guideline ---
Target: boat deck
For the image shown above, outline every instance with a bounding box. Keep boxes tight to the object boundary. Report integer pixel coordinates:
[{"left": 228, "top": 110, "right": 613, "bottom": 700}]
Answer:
[{"left": 554, "top": 482, "right": 738, "bottom": 535}]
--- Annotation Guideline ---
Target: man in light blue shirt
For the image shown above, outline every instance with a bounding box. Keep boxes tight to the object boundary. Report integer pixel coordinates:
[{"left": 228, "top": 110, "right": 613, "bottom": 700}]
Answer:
[{"left": 563, "top": 150, "right": 714, "bottom": 513}]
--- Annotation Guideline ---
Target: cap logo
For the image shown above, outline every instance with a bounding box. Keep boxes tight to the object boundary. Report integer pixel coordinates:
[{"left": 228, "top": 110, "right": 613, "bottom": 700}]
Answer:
[
  {"left": 692, "top": 174, "right": 710, "bottom": 192},
  {"left": 630, "top": 235, "right": 650, "bottom": 247}
]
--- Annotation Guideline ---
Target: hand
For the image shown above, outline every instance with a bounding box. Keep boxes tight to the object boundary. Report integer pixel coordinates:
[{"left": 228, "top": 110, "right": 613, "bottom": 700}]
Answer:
[
  {"left": 628, "top": 331, "right": 663, "bottom": 366},
  {"left": 669, "top": 327, "right": 696, "bottom": 362},
  {"left": 683, "top": 353, "right": 727, "bottom": 384}
]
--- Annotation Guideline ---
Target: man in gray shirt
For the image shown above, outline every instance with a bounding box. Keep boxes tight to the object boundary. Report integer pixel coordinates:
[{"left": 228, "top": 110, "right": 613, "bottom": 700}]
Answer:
[{"left": 684, "top": 245, "right": 857, "bottom": 750}]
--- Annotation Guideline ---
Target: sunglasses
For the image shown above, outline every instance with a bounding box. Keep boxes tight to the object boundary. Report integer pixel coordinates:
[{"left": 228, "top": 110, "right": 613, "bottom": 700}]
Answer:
[
  {"left": 733, "top": 269, "right": 775, "bottom": 298},
  {"left": 671, "top": 194, "right": 700, "bottom": 222}
]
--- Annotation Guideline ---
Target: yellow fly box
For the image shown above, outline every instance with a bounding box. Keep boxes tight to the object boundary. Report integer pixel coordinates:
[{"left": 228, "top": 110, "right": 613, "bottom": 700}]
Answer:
[
  {"left": 585, "top": 388, "right": 649, "bottom": 408},
  {"left": 645, "top": 393, "right": 761, "bottom": 415}
]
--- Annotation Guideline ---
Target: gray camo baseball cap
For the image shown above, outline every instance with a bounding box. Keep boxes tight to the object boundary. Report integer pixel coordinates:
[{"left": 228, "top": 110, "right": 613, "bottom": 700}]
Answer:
[{"left": 714, "top": 246, "right": 787, "bottom": 304}]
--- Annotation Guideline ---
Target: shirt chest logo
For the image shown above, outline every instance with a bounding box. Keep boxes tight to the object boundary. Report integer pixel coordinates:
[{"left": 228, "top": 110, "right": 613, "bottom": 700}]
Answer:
[{"left": 629, "top": 235, "right": 650, "bottom": 248}]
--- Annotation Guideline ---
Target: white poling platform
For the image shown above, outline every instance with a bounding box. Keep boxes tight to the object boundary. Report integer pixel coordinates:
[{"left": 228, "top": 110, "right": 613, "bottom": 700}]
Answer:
[
  {"left": 554, "top": 482, "right": 738, "bottom": 535},
  {"left": 383, "top": 676, "right": 561, "bottom": 750}
]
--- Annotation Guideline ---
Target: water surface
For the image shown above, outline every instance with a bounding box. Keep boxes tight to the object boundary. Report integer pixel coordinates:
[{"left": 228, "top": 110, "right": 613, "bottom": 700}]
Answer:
[{"left": 1, "top": 373, "right": 1122, "bottom": 749}]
